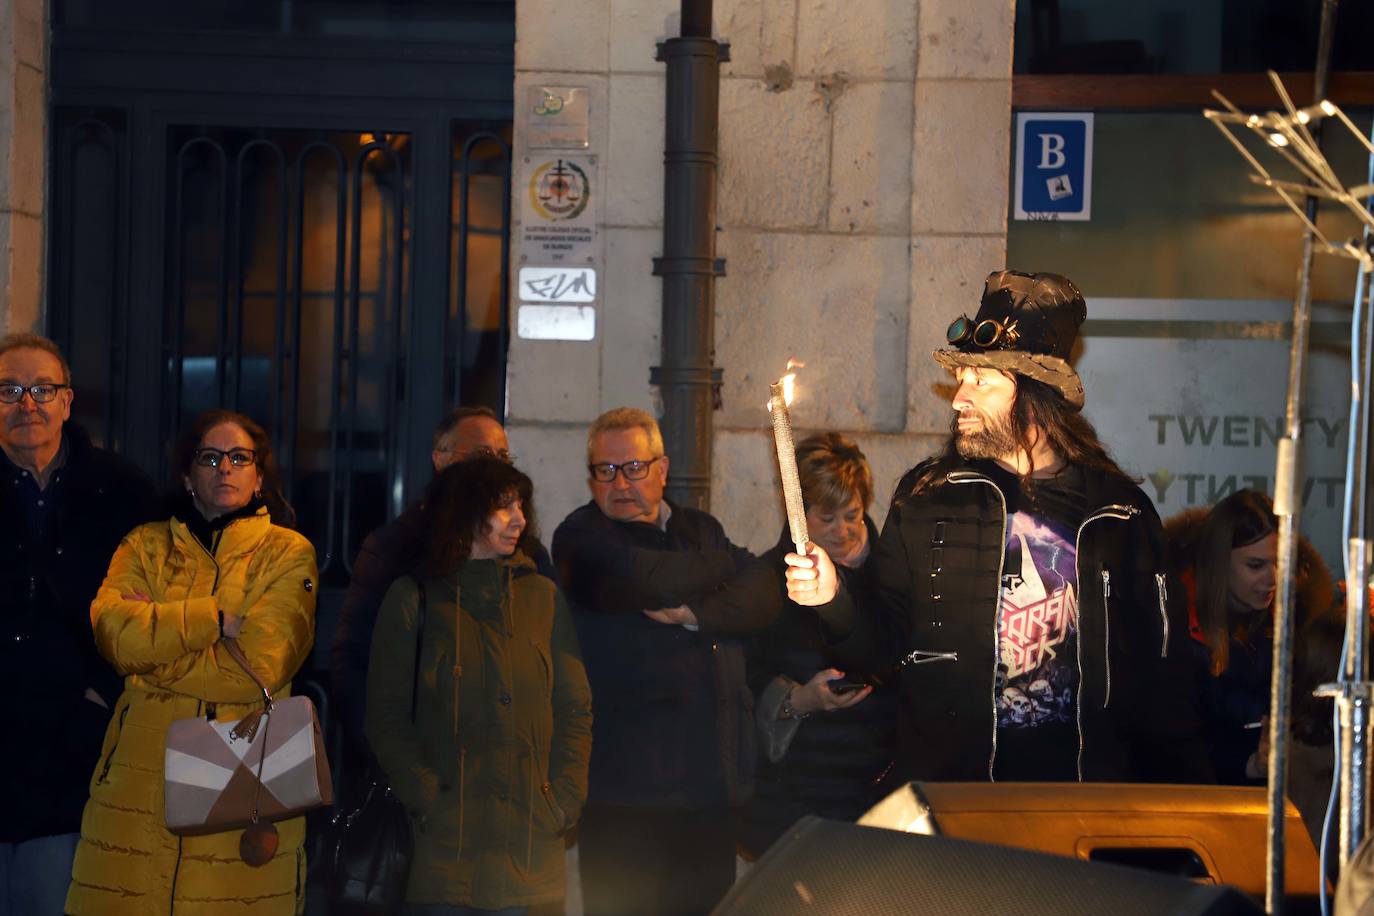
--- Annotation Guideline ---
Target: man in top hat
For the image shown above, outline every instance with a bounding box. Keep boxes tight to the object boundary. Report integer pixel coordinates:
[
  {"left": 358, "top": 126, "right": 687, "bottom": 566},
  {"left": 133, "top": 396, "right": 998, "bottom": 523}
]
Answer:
[{"left": 784, "top": 270, "right": 1212, "bottom": 783}]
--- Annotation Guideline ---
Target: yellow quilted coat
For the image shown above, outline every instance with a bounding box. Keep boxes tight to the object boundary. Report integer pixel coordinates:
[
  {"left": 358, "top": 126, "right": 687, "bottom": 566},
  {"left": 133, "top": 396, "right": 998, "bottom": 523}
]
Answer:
[{"left": 66, "top": 507, "right": 318, "bottom": 916}]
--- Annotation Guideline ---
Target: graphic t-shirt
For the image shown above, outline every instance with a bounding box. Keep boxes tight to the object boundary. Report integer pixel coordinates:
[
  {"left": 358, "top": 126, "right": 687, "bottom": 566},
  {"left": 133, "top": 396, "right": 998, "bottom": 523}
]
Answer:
[{"left": 988, "top": 465, "right": 1088, "bottom": 781}]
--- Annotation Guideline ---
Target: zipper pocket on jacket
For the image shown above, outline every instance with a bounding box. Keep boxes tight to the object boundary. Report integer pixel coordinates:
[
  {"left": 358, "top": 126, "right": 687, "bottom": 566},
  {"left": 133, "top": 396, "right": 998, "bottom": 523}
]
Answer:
[
  {"left": 533, "top": 641, "right": 554, "bottom": 697},
  {"left": 1072, "top": 504, "right": 1138, "bottom": 781},
  {"left": 1100, "top": 569, "right": 1111, "bottom": 709},
  {"left": 95, "top": 704, "right": 131, "bottom": 784},
  {"left": 945, "top": 470, "right": 1008, "bottom": 781},
  {"left": 898, "top": 648, "right": 959, "bottom": 668},
  {"left": 1155, "top": 573, "right": 1169, "bottom": 658}
]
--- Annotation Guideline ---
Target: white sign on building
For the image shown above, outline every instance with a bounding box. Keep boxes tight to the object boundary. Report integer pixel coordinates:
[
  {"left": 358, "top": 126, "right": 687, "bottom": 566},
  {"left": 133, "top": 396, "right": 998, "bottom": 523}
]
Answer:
[
  {"left": 519, "top": 155, "right": 597, "bottom": 266},
  {"left": 516, "top": 304, "right": 597, "bottom": 341},
  {"left": 1078, "top": 297, "right": 1350, "bottom": 569},
  {"left": 517, "top": 154, "right": 600, "bottom": 340},
  {"left": 518, "top": 266, "right": 596, "bottom": 303}
]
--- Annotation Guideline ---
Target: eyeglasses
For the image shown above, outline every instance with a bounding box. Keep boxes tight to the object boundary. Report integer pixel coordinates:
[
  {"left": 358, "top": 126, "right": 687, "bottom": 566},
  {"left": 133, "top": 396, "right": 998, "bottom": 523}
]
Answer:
[
  {"left": 193, "top": 447, "right": 257, "bottom": 469},
  {"left": 946, "top": 315, "right": 1021, "bottom": 350},
  {"left": 588, "top": 457, "right": 662, "bottom": 483},
  {"left": 435, "top": 446, "right": 513, "bottom": 463},
  {"left": 0, "top": 383, "right": 70, "bottom": 404}
]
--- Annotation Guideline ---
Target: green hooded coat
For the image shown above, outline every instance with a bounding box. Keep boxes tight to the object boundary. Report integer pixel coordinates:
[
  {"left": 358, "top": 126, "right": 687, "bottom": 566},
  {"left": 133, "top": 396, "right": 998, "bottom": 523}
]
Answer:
[{"left": 366, "top": 552, "right": 591, "bottom": 908}]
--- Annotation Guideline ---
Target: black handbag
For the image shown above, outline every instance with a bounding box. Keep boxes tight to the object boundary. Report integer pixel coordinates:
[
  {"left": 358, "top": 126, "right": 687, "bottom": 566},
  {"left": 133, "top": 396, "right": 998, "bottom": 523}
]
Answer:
[
  {"left": 328, "top": 774, "right": 413, "bottom": 913},
  {"left": 326, "top": 578, "right": 427, "bottom": 914}
]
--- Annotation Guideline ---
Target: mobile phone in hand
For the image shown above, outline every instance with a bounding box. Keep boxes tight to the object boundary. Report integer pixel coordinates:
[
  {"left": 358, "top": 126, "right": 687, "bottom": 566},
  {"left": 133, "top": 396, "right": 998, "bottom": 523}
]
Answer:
[{"left": 827, "top": 676, "right": 867, "bottom": 696}]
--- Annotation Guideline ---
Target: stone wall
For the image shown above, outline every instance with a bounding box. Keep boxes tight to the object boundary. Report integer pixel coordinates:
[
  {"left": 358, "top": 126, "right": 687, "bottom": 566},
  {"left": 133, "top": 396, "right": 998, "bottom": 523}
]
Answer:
[
  {"left": 511, "top": 0, "right": 1014, "bottom": 551},
  {"left": 0, "top": 0, "right": 45, "bottom": 332}
]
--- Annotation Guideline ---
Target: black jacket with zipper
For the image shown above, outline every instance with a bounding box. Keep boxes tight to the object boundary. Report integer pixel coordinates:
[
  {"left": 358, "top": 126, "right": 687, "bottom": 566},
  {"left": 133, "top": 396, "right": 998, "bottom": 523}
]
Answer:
[
  {"left": 816, "top": 458, "right": 1214, "bottom": 785},
  {"left": 553, "top": 499, "right": 781, "bottom": 808}
]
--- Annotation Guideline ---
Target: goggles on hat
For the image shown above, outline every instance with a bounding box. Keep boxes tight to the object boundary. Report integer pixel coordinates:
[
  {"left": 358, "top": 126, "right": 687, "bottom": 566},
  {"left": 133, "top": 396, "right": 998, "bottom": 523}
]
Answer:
[{"left": 946, "top": 315, "right": 1021, "bottom": 350}]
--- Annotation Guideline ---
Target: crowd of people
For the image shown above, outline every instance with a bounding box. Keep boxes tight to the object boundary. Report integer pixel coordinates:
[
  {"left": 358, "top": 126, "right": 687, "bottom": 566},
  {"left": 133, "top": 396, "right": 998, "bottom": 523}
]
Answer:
[{"left": 0, "top": 268, "right": 1349, "bottom": 916}]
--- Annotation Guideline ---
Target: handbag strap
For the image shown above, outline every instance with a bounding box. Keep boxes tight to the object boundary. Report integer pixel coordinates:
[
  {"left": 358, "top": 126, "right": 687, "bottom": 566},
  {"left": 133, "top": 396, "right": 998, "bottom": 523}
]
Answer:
[
  {"left": 219, "top": 636, "right": 276, "bottom": 824},
  {"left": 411, "top": 577, "right": 426, "bottom": 724},
  {"left": 222, "top": 637, "right": 273, "bottom": 709},
  {"left": 332, "top": 578, "right": 426, "bottom": 832}
]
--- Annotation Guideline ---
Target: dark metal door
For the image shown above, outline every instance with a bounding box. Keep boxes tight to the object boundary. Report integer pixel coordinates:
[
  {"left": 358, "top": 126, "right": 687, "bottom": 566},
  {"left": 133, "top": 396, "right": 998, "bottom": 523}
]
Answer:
[
  {"left": 46, "top": 22, "right": 515, "bottom": 884},
  {"left": 159, "top": 125, "right": 412, "bottom": 584},
  {"left": 51, "top": 111, "right": 510, "bottom": 583},
  {"left": 47, "top": 38, "right": 515, "bottom": 737},
  {"left": 51, "top": 111, "right": 511, "bottom": 584}
]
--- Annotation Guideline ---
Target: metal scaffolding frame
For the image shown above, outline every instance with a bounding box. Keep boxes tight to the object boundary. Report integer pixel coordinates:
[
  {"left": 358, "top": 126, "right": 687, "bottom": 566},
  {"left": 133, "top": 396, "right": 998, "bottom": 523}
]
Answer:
[{"left": 1204, "top": 3, "right": 1374, "bottom": 907}]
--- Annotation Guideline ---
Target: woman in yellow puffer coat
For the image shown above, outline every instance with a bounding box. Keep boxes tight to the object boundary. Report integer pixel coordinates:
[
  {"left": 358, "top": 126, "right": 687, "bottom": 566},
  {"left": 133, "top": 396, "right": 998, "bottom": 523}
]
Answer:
[{"left": 66, "top": 410, "right": 318, "bottom": 916}]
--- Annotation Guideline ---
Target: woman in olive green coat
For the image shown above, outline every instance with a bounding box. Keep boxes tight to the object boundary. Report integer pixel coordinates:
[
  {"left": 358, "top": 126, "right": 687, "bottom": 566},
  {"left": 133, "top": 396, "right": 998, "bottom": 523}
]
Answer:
[{"left": 366, "top": 458, "right": 591, "bottom": 915}]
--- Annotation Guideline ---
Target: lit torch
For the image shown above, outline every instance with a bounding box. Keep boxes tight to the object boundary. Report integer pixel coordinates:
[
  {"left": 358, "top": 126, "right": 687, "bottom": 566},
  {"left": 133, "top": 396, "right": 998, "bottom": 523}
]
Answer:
[{"left": 768, "top": 360, "right": 809, "bottom": 556}]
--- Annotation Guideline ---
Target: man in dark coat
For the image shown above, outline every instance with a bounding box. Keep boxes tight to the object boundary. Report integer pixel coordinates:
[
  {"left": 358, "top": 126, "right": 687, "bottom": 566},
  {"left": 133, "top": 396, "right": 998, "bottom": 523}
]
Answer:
[
  {"left": 785, "top": 271, "right": 1213, "bottom": 786},
  {"left": 331, "top": 406, "right": 552, "bottom": 754},
  {"left": 553, "top": 407, "right": 781, "bottom": 916},
  {"left": 0, "top": 333, "right": 159, "bottom": 914}
]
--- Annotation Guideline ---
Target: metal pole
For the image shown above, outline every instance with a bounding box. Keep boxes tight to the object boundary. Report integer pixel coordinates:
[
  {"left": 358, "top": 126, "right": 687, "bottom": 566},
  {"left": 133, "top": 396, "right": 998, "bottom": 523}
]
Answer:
[
  {"left": 1329, "top": 102, "right": 1374, "bottom": 872},
  {"left": 1267, "top": 2, "right": 1339, "bottom": 911},
  {"left": 1337, "top": 681, "right": 1373, "bottom": 864},
  {"left": 650, "top": 0, "right": 727, "bottom": 510},
  {"left": 680, "top": 0, "right": 712, "bottom": 38}
]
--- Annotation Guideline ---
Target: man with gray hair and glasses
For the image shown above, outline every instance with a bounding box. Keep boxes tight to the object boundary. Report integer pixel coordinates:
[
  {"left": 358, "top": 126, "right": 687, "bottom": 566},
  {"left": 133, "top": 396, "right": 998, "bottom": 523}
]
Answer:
[
  {"left": 0, "top": 333, "right": 158, "bottom": 915},
  {"left": 553, "top": 407, "right": 781, "bottom": 916}
]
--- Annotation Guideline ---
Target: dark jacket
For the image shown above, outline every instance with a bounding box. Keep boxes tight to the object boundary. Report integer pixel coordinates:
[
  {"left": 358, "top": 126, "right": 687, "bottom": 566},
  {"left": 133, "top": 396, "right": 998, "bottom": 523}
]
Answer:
[
  {"left": 366, "top": 554, "right": 591, "bottom": 909},
  {"left": 1164, "top": 507, "right": 1335, "bottom": 785},
  {"left": 0, "top": 424, "right": 160, "bottom": 841},
  {"left": 333, "top": 500, "right": 554, "bottom": 751},
  {"left": 552, "top": 499, "right": 782, "bottom": 808},
  {"left": 741, "top": 518, "right": 898, "bottom": 855},
  {"left": 815, "top": 458, "right": 1213, "bottom": 785}
]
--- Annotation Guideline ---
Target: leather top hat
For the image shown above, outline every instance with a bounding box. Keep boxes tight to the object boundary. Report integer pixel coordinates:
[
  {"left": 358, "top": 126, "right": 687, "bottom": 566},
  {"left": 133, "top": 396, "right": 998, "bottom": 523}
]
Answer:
[{"left": 933, "top": 269, "right": 1088, "bottom": 408}]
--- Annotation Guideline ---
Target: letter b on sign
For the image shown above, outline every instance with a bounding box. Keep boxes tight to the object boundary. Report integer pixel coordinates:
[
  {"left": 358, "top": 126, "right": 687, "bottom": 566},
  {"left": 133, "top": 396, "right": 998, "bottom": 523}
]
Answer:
[
  {"left": 1038, "top": 134, "right": 1067, "bottom": 170},
  {"left": 1015, "top": 113, "right": 1093, "bottom": 221}
]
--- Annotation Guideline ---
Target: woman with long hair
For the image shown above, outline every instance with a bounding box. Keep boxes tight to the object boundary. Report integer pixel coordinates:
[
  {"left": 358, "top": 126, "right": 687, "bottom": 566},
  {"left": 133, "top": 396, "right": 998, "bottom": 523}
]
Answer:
[
  {"left": 741, "top": 433, "right": 897, "bottom": 856},
  {"left": 67, "top": 410, "right": 317, "bottom": 914},
  {"left": 1168, "top": 488, "right": 1334, "bottom": 784},
  {"left": 366, "top": 457, "right": 591, "bottom": 915}
]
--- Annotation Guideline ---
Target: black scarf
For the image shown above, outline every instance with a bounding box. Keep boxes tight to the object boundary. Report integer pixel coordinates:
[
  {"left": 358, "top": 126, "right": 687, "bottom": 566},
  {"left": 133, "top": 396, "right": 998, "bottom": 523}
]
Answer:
[{"left": 171, "top": 489, "right": 266, "bottom": 553}]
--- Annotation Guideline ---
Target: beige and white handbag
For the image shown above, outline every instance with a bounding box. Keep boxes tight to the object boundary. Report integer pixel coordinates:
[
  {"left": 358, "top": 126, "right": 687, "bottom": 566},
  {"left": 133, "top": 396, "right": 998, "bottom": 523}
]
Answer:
[{"left": 163, "top": 638, "right": 332, "bottom": 864}]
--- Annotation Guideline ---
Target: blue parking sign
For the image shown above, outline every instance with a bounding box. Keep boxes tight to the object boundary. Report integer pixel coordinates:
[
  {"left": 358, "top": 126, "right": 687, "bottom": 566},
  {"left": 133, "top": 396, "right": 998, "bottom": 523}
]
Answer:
[{"left": 1014, "top": 113, "right": 1093, "bottom": 221}]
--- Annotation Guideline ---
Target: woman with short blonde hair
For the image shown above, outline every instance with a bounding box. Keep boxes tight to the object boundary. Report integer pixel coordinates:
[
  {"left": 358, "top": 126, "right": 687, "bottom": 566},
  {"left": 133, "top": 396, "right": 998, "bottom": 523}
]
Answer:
[{"left": 741, "top": 432, "right": 896, "bottom": 857}]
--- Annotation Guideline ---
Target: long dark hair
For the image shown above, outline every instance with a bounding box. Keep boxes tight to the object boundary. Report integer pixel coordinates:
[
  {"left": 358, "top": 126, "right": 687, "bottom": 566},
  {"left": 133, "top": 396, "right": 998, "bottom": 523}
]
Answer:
[
  {"left": 418, "top": 457, "right": 537, "bottom": 577},
  {"left": 1196, "top": 489, "right": 1277, "bottom": 676},
  {"left": 906, "top": 373, "right": 1132, "bottom": 497},
  {"left": 172, "top": 409, "right": 293, "bottom": 527}
]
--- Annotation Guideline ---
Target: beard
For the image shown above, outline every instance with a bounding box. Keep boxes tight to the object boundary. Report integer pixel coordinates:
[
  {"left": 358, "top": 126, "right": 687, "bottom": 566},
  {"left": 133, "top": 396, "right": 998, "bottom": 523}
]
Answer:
[{"left": 953, "top": 408, "right": 1018, "bottom": 460}]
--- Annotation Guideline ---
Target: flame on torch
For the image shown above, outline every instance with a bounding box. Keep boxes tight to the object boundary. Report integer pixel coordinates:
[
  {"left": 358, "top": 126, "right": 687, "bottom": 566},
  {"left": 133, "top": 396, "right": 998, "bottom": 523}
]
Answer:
[{"left": 769, "top": 359, "right": 805, "bottom": 410}]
